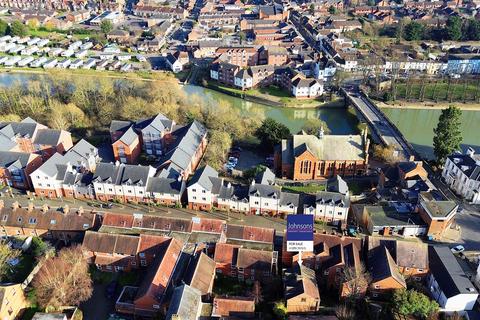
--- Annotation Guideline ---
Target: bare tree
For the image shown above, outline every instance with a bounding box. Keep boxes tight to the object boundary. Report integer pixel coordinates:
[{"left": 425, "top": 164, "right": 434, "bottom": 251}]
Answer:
[
  {"left": 336, "top": 303, "right": 356, "bottom": 320},
  {"left": 340, "top": 263, "right": 371, "bottom": 301},
  {"left": 33, "top": 245, "right": 93, "bottom": 310}
]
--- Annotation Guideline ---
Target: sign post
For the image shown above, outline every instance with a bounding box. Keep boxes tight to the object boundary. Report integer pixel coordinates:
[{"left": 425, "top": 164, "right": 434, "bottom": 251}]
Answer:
[{"left": 286, "top": 215, "right": 314, "bottom": 266}]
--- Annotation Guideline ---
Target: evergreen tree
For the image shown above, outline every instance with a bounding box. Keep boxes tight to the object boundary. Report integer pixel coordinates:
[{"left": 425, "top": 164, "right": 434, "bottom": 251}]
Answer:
[
  {"left": 0, "top": 19, "right": 8, "bottom": 36},
  {"left": 446, "top": 16, "right": 462, "bottom": 41},
  {"left": 404, "top": 22, "right": 424, "bottom": 41},
  {"left": 255, "top": 118, "right": 291, "bottom": 151},
  {"left": 433, "top": 105, "right": 462, "bottom": 164}
]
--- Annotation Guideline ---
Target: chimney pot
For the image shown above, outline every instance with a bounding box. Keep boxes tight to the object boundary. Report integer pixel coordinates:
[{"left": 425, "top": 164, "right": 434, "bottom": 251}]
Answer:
[
  {"left": 12, "top": 201, "right": 19, "bottom": 210},
  {"left": 63, "top": 205, "right": 70, "bottom": 214},
  {"left": 27, "top": 202, "right": 34, "bottom": 212},
  {"left": 0, "top": 200, "right": 4, "bottom": 209},
  {"left": 42, "top": 204, "right": 49, "bottom": 213},
  {"left": 77, "top": 206, "right": 84, "bottom": 215}
]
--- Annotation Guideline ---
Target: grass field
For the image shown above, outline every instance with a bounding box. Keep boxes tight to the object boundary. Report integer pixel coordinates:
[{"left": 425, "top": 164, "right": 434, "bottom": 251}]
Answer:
[
  {"left": 394, "top": 80, "right": 480, "bottom": 102},
  {"left": 282, "top": 184, "right": 326, "bottom": 194}
]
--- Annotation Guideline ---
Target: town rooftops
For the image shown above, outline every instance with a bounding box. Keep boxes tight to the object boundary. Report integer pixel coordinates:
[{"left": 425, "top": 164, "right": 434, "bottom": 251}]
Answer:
[
  {"left": 419, "top": 193, "right": 458, "bottom": 218},
  {"left": 224, "top": 224, "right": 275, "bottom": 244},
  {"left": 0, "top": 204, "right": 97, "bottom": 231},
  {"left": 282, "top": 133, "right": 366, "bottom": 163},
  {"left": 146, "top": 176, "right": 185, "bottom": 194},
  {"left": 364, "top": 205, "right": 425, "bottom": 227},
  {"left": 370, "top": 246, "right": 406, "bottom": 288},
  {"left": 183, "top": 252, "right": 216, "bottom": 295},
  {"left": 187, "top": 165, "right": 219, "bottom": 190},
  {"left": 33, "top": 128, "right": 67, "bottom": 146},
  {"left": 212, "top": 296, "right": 255, "bottom": 318},
  {"left": 255, "top": 167, "right": 276, "bottom": 185},
  {"left": 447, "top": 149, "right": 480, "bottom": 179},
  {"left": 165, "top": 284, "right": 202, "bottom": 320},
  {"left": 214, "top": 243, "right": 239, "bottom": 265},
  {"left": 117, "top": 126, "right": 138, "bottom": 146},
  {"left": 0, "top": 151, "right": 36, "bottom": 168},
  {"left": 83, "top": 231, "right": 139, "bottom": 256},
  {"left": 93, "top": 162, "right": 154, "bottom": 186},
  {"left": 236, "top": 247, "right": 274, "bottom": 271},
  {"left": 367, "top": 237, "right": 428, "bottom": 270},
  {"left": 285, "top": 264, "right": 320, "bottom": 301},
  {"left": 428, "top": 245, "right": 478, "bottom": 298}
]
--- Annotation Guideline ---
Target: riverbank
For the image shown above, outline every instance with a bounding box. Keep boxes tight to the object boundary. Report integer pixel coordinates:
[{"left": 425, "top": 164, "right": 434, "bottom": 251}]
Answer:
[
  {"left": 376, "top": 100, "right": 480, "bottom": 110},
  {"left": 0, "top": 67, "right": 176, "bottom": 83}
]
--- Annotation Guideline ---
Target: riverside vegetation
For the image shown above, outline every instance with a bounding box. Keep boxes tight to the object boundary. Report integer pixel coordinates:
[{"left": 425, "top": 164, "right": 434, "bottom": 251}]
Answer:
[{"left": 0, "top": 72, "right": 263, "bottom": 169}]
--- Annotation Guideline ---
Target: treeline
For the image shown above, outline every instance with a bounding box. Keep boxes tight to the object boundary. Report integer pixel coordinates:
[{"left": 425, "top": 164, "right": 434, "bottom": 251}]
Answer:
[
  {"left": 0, "top": 72, "right": 261, "bottom": 170},
  {"left": 388, "top": 16, "right": 480, "bottom": 41}
]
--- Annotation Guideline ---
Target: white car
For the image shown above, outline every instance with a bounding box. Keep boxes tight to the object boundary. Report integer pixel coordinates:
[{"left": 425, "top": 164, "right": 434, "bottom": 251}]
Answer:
[{"left": 451, "top": 245, "right": 465, "bottom": 254}]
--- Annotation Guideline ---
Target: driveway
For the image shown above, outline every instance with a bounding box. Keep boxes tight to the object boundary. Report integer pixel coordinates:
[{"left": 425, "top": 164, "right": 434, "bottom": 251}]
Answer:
[{"left": 81, "top": 282, "right": 115, "bottom": 320}]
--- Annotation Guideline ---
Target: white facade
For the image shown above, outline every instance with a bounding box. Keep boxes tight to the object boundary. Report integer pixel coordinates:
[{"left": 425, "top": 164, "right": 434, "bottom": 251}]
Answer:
[
  {"left": 442, "top": 148, "right": 480, "bottom": 204},
  {"left": 428, "top": 274, "right": 478, "bottom": 313},
  {"left": 234, "top": 76, "right": 253, "bottom": 89},
  {"left": 249, "top": 194, "right": 280, "bottom": 215},
  {"left": 210, "top": 69, "right": 219, "bottom": 80},
  {"left": 187, "top": 182, "right": 215, "bottom": 207},
  {"left": 292, "top": 81, "right": 323, "bottom": 98},
  {"left": 304, "top": 202, "right": 348, "bottom": 225},
  {"left": 167, "top": 58, "right": 183, "bottom": 73}
]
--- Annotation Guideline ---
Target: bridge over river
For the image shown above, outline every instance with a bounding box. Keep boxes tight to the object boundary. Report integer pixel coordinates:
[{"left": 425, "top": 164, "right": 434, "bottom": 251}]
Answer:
[{"left": 341, "top": 86, "right": 417, "bottom": 162}]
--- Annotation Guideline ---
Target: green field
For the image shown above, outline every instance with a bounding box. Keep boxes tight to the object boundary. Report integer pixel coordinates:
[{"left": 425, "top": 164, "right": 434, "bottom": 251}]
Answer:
[
  {"left": 282, "top": 184, "right": 326, "bottom": 194},
  {"left": 394, "top": 80, "right": 480, "bottom": 102}
]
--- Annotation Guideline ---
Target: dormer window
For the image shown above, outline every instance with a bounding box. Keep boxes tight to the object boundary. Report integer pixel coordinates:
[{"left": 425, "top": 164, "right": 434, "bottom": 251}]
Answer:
[{"left": 50, "top": 219, "right": 56, "bottom": 225}]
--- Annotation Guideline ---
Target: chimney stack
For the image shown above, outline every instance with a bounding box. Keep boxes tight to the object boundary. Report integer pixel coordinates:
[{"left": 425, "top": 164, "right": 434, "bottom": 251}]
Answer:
[
  {"left": 0, "top": 200, "right": 4, "bottom": 210},
  {"left": 77, "top": 206, "right": 84, "bottom": 216},
  {"left": 11, "top": 201, "right": 19, "bottom": 211},
  {"left": 42, "top": 204, "right": 49, "bottom": 213},
  {"left": 63, "top": 205, "right": 70, "bottom": 214},
  {"left": 27, "top": 202, "right": 34, "bottom": 212}
]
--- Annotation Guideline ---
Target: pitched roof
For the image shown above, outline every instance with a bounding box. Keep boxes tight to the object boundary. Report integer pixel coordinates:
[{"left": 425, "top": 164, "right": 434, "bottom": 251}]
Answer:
[
  {"left": 285, "top": 264, "right": 320, "bottom": 300},
  {"left": 191, "top": 217, "right": 226, "bottom": 234},
  {"left": 165, "top": 284, "right": 202, "bottom": 320},
  {"left": 255, "top": 167, "right": 276, "bottom": 185},
  {"left": 0, "top": 151, "right": 36, "bottom": 168},
  {"left": 146, "top": 176, "right": 185, "bottom": 194},
  {"left": 225, "top": 224, "right": 275, "bottom": 244},
  {"left": 212, "top": 296, "right": 255, "bottom": 317},
  {"left": 187, "top": 165, "right": 218, "bottom": 190},
  {"left": 183, "top": 252, "right": 216, "bottom": 295},
  {"left": 0, "top": 206, "right": 96, "bottom": 231},
  {"left": 135, "top": 238, "right": 183, "bottom": 303},
  {"left": 236, "top": 248, "right": 274, "bottom": 271},
  {"left": 367, "top": 237, "right": 428, "bottom": 270},
  {"left": 93, "top": 163, "right": 154, "bottom": 186},
  {"left": 33, "top": 129, "right": 67, "bottom": 146},
  {"left": 82, "top": 231, "right": 139, "bottom": 256},
  {"left": 428, "top": 245, "right": 478, "bottom": 298},
  {"left": 369, "top": 246, "right": 406, "bottom": 288},
  {"left": 138, "top": 234, "right": 171, "bottom": 256},
  {"left": 213, "top": 243, "right": 239, "bottom": 265},
  {"left": 117, "top": 126, "right": 139, "bottom": 146}
]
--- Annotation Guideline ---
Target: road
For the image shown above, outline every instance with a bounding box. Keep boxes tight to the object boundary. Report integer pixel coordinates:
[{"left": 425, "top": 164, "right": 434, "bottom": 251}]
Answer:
[{"left": 343, "top": 87, "right": 415, "bottom": 161}]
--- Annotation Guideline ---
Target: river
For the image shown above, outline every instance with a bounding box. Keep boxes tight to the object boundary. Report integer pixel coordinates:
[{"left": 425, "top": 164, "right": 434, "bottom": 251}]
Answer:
[{"left": 0, "top": 72, "right": 478, "bottom": 160}]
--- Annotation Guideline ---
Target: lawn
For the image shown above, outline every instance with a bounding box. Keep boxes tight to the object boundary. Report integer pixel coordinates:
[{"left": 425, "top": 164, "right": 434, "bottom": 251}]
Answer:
[
  {"left": 394, "top": 81, "right": 480, "bottom": 102},
  {"left": 282, "top": 183, "right": 326, "bottom": 194}
]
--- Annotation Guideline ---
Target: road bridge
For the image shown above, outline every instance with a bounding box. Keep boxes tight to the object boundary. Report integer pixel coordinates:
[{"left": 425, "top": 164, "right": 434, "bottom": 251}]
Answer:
[{"left": 341, "top": 86, "right": 416, "bottom": 161}]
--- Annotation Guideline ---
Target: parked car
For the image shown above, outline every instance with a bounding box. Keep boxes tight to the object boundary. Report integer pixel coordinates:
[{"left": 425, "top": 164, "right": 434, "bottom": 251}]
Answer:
[{"left": 451, "top": 245, "right": 465, "bottom": 254}]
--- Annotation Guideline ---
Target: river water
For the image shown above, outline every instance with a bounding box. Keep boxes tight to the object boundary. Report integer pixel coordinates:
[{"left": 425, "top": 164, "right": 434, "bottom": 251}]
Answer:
[{"left": 0, "top": 72, "right": 478, "bottom": 160}]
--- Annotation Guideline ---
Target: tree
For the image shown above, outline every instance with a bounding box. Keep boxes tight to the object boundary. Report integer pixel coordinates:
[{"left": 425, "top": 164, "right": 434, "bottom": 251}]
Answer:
[
  {"left": 433, "top": 105, "right": 462, "bottom": 165},
  {"left": 33, "top": 246, "right": 93, "bottom": 309},
  {"left": 238, "top": 31, "right": 247, "bottom": 44},
  {"left": 393, "top": 289, "right": 439, "bottom": 319},
  {"left": 466, "top": 19, "right": 480, "bottom": 41},
  {"left": 26, "top": 18, "right": 39, "bottom": 30},
  {"left": 328, "top": 5, "right": 337, "bottom": 14},
  {"left": 9, "top": 20, "right": 28, "bottom": 37},
  {"left": 203, "top": 130, "right": 232, "bottom": 170},
  {"left": 335, "top": 303, "right": 356, "bottom": 320},
  {"left": 301, "top": 118, "right": 331, "bottom": 135},
  {"left": 404, "top": 22, "right": 424, "bottom": 41},
  {"left": 341, "top": 264, "right": 370, "bottom": 301},
  {"left": 367, "top": 0, "right": 376, "bottom": 5},
  {"left": 100, "top": 19, "right": 113, "bottom": 35},
  {"left": 309, "top": 3, "right": 315, "bottom": 14},
  {"left": 446, "top": 16, "right": 462, "bottom": 41},
  {"left": 0, "top": 19, "right": 8, "bottom": 36},
  {"left": 272, "top": 301, "right": 287, "bottom": 320},
  {"left": 395, "top": 17, "right": 411, "bottom": 42},
  {"left": 255, "top": 118, "right": 290, "bottom": 151},
  {"left": 373, "top": 144, "right": 404, "bottom": 164},
  {"left": 0, "top": 242, "right": 20, "bottom": 282}
]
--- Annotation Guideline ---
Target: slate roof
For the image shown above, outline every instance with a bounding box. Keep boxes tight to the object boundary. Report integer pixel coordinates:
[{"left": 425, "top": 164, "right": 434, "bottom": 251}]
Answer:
[
  {"left": 255, "top": 167, "right": 276, "bottom": 185},
  {"left": 447, "top": 151, "right": 480, "bottom": 180},
  {"left": 187, "top": 165, "right": 218, "bottom": 190},
  {"left": 161, "top": 120, "right": 207, "bottom": 174},
  {"left": 0, "top": 117, "right": 40, "bottom": 139},
  {"left": 326, "top": 175, "right": 349, "bottom": 195},
  {"left": 117, "top": 126, "right": 138, "bottom": 146},
  {"left": 428, "top": 245, "right": 478, "bottom": 298},
  {"left": 165, "top": 284, "right": 202, "bottom": 320},
  {"left": 146, "top": 176, "right": 185, "bottom": 194},
  {"left": 310, "top": 191, "right": 349, "bottom": 207},
  {"left": 369, "top": 246, "right": 406, "bottom": 288},
  {"left": 33, "top": 129, "right": 65, "bottom": 146},
  {"left": 249, "top": 182, "right": 281, "bottom": 199},
  {"left": 0, "top": 151, "right": 34, "bottom": 168},
  {"left": 93, "top": 163, "right": 154, "bottom": 186}
]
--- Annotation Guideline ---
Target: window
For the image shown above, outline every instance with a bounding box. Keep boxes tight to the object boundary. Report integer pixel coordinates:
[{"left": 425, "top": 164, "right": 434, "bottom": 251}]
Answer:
[
  {"left": 374, "top": 285, "right": 380, "bottom": 289},
  {"left": 17, "top": 217, "right": 22, "bottom": 223},
  {"left": 141, "top": 260, "right": 147, "bottom": 266},
  {"left": 2, "top": 215, "right": 7, "bottom": 222},
  {"left": 83, "top": 223, "right": 90, "bottom": 229},
  {"left": 28, "top": 218, "right": 37, "bottom": 224},
  {"left": 301, "top": 298, "right": 306, "bottom": 302},
  {"left": 139, "top": 252, "right": 145, "bottom": 258},
  {"left": 192, "top": 189, "right": 196, "bottom": 192},
  {"left": 153, "top": 305, "right": 160, "bottom": 309}
]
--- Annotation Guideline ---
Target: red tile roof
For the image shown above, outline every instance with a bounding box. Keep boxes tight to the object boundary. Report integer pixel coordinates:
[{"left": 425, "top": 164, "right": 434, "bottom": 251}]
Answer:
[
  {"left": 138, "top": 234, "right": 170, "bottom": 255},
  {"left": 191, "top": 217, "right": 226, "bottom": 234},
  {"left": 102, "top": 212, "right": 134, "bottom": 229},
  {"left": 213, "top": 243, "right": 239, "bottom": 265},
  {"left": 225, "top": 224, "right": 275, "bottom": 243},
  {"left": 212, "top": 296, "right": 255, "bottom": 317},
  {"left": 236, "top": 248, "right": 274, "bottom": 271}
]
